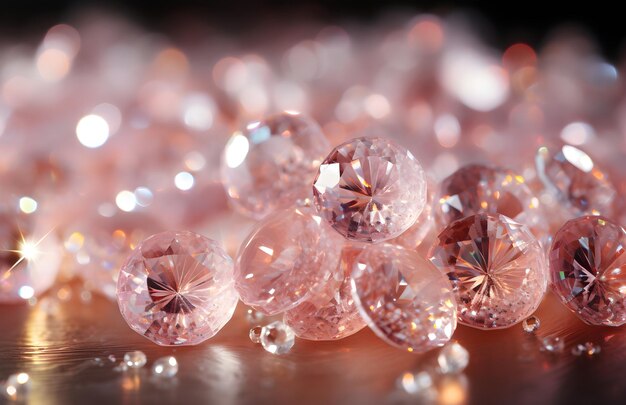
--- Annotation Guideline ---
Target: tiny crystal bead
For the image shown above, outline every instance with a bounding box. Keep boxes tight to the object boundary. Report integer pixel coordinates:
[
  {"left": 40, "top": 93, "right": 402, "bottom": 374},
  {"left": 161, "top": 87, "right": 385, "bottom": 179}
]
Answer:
[
  {"left": 124, "top": 351, "right": 147, "bottom": 368},
  {"left": 437, "top": 342, "right": 470, "bottom": 374},
  {"left": 541, "top": 337, "right": 565, "bottom": 353},
  {"left": 152, "top": 356, "right": 179, "bottom": 378},
  {"left": 522, "top": 316, "right": 541, "bottom": 333},
  {"left": 260, "top": 321, "right": 295, "bottom": 354},
  {"left": 249, "top": 326, "right": 262, "bottom": 344},
  {"left": 571, "top": 342, "right": 601, "bottom": 356},
  {"left": 398, "top": 371, "right": 434, "bottom": 395}
]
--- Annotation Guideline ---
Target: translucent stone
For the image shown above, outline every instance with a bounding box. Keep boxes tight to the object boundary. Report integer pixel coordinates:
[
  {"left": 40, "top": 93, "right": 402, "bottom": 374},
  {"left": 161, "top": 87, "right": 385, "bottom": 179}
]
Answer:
[
  {"left": 571, "top": 342, "right": 601, "bottom": 356},
  {"left": 351, "top": 244, "right": 457, "bottom": 352},
  {"left": 0, "top": 210, "right": 62, "bottom": 303},
  {"left": 549, "top": 216, "right": 626, "bottom": 326},
  {"left": 123, "top": 350, "right": 147, "bottom": 368},
  {"left": 429, "top": 213, "right": 547, "bottom": 329},
  {"left": 235, "top": 206, "right": 344, "bottom": 315},
  {"left": 249, "top": 326, "right": 262, "bottom": 344},
  {"left": 152, "top": 356, "right": 179, "bottom": 378},
  {"left": 522, "top": 316, "right": 541, "bottom": 333},
  {"left": 283, "top": 245, "right": 367, "bottom": 341},
  {"left": 3, "top": 372, "right": 31, "bottom": 401},
  {"left": 313, "top": 137, "right": 427, "bottom": 243},
  {"left": 260, "top": 321, "right": 295, "bottom": 354},
  {"left": 221, "top": 112, "right": 330, "bottom": 219},
  {"left": 536, "top": 145, "right": 616, "bottom": 218},
  {"left": 392, "top": 179, "right": 435, "bottom": 250},
  {"left": 541, "top": 336, "right": 564, "bottom": 353},
  {"left": 117, "top": 231, "right": 238, "bottom": 346},
  {"left": 67, "top": 211, "right": 162, "bottom": 300},
  {"left": 398, "top": 371, "right": 434, "bottom": 395},
  {"left": 434, "top": 164, "right": 546, "bottom": 240},
  {"left": 437, "top": 342, "right": 470, "bottom": 374}
]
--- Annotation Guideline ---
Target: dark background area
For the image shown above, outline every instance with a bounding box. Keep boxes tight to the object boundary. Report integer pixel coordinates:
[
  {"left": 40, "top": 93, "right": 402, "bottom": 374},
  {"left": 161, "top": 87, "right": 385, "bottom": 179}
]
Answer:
[{"left": 0, "top": 0, "right": 624, "bottom": 59}]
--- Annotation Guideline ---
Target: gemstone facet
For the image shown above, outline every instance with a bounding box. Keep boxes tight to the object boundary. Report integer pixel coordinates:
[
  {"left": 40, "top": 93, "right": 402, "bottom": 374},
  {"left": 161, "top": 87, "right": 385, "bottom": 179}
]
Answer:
[
  {"left": 221, "top": 112, "right": 330, "bottom": 219},
  {"left": 313, "top": 137, "right": 427, "bottom": 243},
  {"left": 117, "top": 231, "right": 238, "bottom": 346},
  {"left": 429, "top": 213, "right": 547, "bottom": 329},
  {"left": 548, "top": 216, "right": 626, "bottom": 326},
  {"left": 235, "top": 206, "right": 344, "bottom": 315},
  {"left": 283, "top": 245, "right": 367, "bottom": 341},
  {"left": 351, "top": 244, "right": 457, "bottom": 352},
  {"left": 260, "top": 321, "right": 295, "bottom": 354}
]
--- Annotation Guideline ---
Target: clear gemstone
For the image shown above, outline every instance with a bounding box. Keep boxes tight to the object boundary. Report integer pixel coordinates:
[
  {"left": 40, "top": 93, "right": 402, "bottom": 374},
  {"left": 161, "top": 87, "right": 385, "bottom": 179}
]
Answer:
[
  {"left": 3, "top": 372, "right": 31, "bottom": 401},
  {"left": 249, "top": 326, "right": 262, "bottom": 343},
  {"left": 541, "top": 336, "right": 564, "bottom": 353},
  {"left": 117, "top": 231, "right": 238, "bottom": 346},
  {"left": 152, "top": 356, "right": 179, "bottom": 378},
  {"left": 521, "top": 316, "right": 541, "bottom": 333},
  {"left": 260, "top": 321, "right": 295, "bottom": 354},
  {"left": 429, "top": 213, "right": 547, "bottom": 329},
  {"left": 536, "top": 145, "right": 616, "bottom": 218},
  {"left": 351, "top": 244, "right": 457, "bottom": 352},
  {"left": 398, "top": 371, "right": 434, "bottom": 395},
  {"left": 392, "top": 179, "right": 435, "bottom": 250},
  {"left": 235, "top": 206, "right": 344, "bottom": 315},
  {"left": 437, "top": 342, "right": 470, "bottom": 374},
  {"left": 313, "top": 137, "right": 427, "bottom": 243},
  {"left": 571, "top": 342, "right": 601, "bottom": 356},
  {"left": 548, "top": 215, "right": 626, "bottom": 326},
  {"left": 283, "top": 245, "right": 367, "bottom": 341},
  {"left": 221, "top": 112, "right": 330, "bottom": 219},
  {"left": 434, "top": 164, "right": 546, "bottom": 240},
  {"left": 123, "top": 351, "right": 147, "bottom": 368}
]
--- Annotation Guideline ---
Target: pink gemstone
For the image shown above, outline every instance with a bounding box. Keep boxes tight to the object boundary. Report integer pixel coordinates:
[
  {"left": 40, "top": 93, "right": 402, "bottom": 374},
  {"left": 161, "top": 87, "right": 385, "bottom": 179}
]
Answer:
[
  {"left": 536, "top": 145, "right": 616, "bottom": 218},
  {"left": 235, "top": 206, "right": 345, "bottom": 315},
  {"left": 549, "top": 216, "right": 626, "bottom": 326},
  {"left": 429, "top": 213, "right": 547, "bottom": 329},
  {"left": 434, "top": 164, "right": 546, "bottom": 240},
  {"left": 0, "top": 211, "right": 62, "bottom": 303},
  {"left": 117, "top": 231, "right": 238, "bottom": 346},
  {"left": 313, "top": 137, "right": 427, "bottom": 243},
  {"left": 351, "top": 244, "right": 457, "bottom": 352},
  {"left": 392, "top": 179, "right": 435, "bottom": 250},
  {"left": 283, "top": 245, "right": 367, "bottom": 340},
  {"left": 221, "top": 112, "right": 330, "bottom": 219}
]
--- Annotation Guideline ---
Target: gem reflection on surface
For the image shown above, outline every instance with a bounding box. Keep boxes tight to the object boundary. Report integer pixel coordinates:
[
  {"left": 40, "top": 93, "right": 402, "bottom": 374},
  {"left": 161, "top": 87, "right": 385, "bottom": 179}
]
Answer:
[
  {"left": 3, "top": 372, "right": 31, "bottom": 401},
  {"left": 438, "top": 342, "right": 470, "bottom": 374},
  {"left": 123, "top": 351, "right": 147, "bottom": 369},
  {"left": 152, "top": 356, "right": 179, "bottom": 378}
]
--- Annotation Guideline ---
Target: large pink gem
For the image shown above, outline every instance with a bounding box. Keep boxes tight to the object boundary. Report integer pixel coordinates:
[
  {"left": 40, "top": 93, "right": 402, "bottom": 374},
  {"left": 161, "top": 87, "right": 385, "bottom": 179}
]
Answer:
[
  {"left": 283, "top": 245, "right": 366, "bottom": 341},
  {"left": 536, "top": 145, "right": 616, "bottom": 218},
  {"left": 313, "top": 137, "right": 427, "bottom": 243},
  {"left": 549, "top": 216, "right": 626, "bottom": 326},
  {"left": 429, "top": 213, "right": 547, "bottom": 329},
  {"left": 235, "top": 206, "right": 344, "bottom": 315},
  {"left": 117, "top": 231, "right": 238, "bottom": 346},
  {"left": 221, "top": 112, "right": 330, "bottom": 219},
  {"left": 434, "top": 164, "right": 546, "bottom": 240},
  {"left": 351, "top": 244, "right": 457, "bottom": 352}
]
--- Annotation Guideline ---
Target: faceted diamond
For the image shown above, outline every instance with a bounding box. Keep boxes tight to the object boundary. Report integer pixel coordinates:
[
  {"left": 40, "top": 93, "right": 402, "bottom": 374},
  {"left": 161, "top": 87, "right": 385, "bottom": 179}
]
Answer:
[
  {"left": 536, "top": 145, "right": 616, "bottom": 218},
  {"left": 152, "top": 356, "right": 179, "bottom": 378},
  {"left": 249, "top": 326, "right": 262, "bottom": 344},
  {"left": 260, "top": 321, "right": 295, "bottom": 354},
  {"left": 434, "top": 164, "right": 546, "bottom": 240},
  {"left": 283, "top": 245, "right": 367, "bottom": 341},
  {"left": 313, "top": 137, "right": 427, "bottom": 243},
  {"left": 221, "top": 112, "right": 330, "bottom": 219},
  {"left": 429, "top": 213, "right": 547, "bottom": 329},
  {"left": 123, "top": 351, "right": 147, "bottom": 368},
  {"left": 548, "top": 216, "right": 626, "bottom": 326},
  {"left": 437, "top": 342, "right": 470, "bottom": 374},
  {"left": 392, "top": 179, "right": 435, "bottom": 250},
  {"left": 0, "top": 210, "right": 62, "bottom": 303},
  {"left": 351, "top": 244, "right": 457, "bottom": 352},
  {"left": 521, "top": 316, "right": 541, "bottom": 333},
  {"left": 117, "top": 231, "right": 238, "bottom": 346},
  {"left": 234, "top": 206, "right": 344, "bottom": 315}
]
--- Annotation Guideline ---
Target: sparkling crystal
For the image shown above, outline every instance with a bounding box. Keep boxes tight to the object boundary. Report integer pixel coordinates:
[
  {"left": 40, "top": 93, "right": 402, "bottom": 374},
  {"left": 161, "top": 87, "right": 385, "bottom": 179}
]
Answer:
[
  {"left": 3, "top": 372, "right": 31, "bottom": 401},
  {"left": 260, "top": 321, "right": 295, "bottom": 355},
  {"left": 392, "top": 179, "right": 435, "bottom": 250},
  {"left": 124, "top": 351, "right": 147, "bottom": 368},
  {"left": 398, "top": 371, "right": 434, "bottom": 395},
  {"left": 351, "top": 244, "right": 457, "bottom": 352},
  {"left": 245, "top": 308, "right": 265, "bottom": 325},
  {"left": 536, "top": 145, "right": 616, "bottom": 218},
  {"left": 521, "top": 316, "right": 541, "bottom": 333},
  {"left": 548, "top": 216, "right": 626, "bottom": 326},
  {"left": 221, "top": 112, "right": 330, "bottom": 219},
  {"left": 434, "top": 164, "right": 547, "bottom": 240},
  {"left": 541, "top": 336, "right": 565, "bottom": 353},
  {"left": 571, "top": 342, "right": 601, "bottom": 356},
  {"left": 0, "top": 210, "right": 62, "bottom": 303},
  {"left": 437, "top": 342, "right": 470, "bottom": 374},
  {"left": 249, "top": 326, "right": 262, "bottom": 344},
  {"left": 108, "top": 355, "right": 116, "bottom": 363},
  {"left": 429, "top": 213, "right": 547, "bottom": 329},
  {"left": 117, "top": 231, "right": 238, "bottom": 346},
  {"left": 113, "top": 362, "right": 128, "bottom": 372},
  {"left": 313, "top": 136, "right": 427, "bottom": 243},
  {"left": 235, "top": 206, "right": 344, "bottom": 315},
  {"left": 283, "top": 245, "right": 367, "bottom": 341},
  {"left": 152, "top": 356, "right": 179, "bottom": 378}
]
